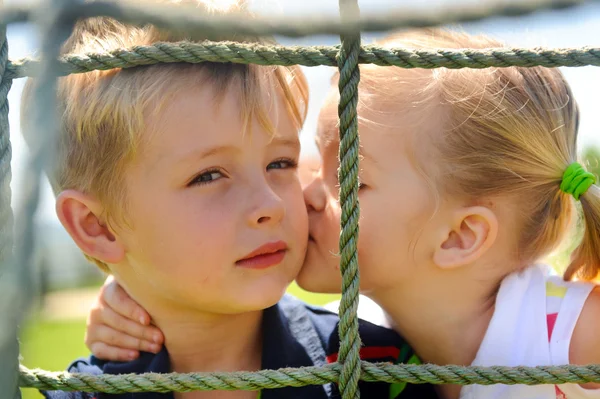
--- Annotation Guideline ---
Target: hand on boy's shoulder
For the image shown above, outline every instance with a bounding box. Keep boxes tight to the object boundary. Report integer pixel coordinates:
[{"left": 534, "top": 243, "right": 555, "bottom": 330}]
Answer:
[{"left": 571, "top": 285, "right": 600, "bottom": 389}]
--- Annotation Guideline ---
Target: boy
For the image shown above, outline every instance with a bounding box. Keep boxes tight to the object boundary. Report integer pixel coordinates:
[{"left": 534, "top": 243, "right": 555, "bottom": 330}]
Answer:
[{"left": 22, "top": 1, "right": 436, "bottom": 398}]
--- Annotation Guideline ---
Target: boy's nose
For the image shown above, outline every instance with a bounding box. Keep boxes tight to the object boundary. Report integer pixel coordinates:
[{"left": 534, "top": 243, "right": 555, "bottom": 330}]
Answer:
[
  {"left": 303, "top": 176, "right": 326, "bottom": 213},
  {"left": 247, "top": 186, "right": 286, "bottom": 227}
]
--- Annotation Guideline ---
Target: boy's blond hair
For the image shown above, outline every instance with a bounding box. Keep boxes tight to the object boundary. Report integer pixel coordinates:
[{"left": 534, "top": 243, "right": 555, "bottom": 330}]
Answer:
[
  {"left": 359, "top": 28, "right": 600, "bottom": 281},
  {"left": 21, "top": 0, "right": 309, "bottom": 272}
]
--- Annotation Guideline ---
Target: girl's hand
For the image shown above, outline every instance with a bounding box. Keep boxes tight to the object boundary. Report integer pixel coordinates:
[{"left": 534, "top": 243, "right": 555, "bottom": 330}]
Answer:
[{"left": 85, "top": 276, "right": 164, "bottom": 361}]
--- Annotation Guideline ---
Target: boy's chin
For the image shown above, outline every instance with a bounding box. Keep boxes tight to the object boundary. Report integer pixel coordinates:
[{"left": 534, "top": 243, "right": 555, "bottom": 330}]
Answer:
[{"left": 223, "top": 292, "right": 285, "bottom": 314}]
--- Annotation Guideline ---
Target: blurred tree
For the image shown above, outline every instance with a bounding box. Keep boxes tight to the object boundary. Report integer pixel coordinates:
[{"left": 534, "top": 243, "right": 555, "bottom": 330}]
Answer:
[{"left": 582, "top": 145, "right": 600, "bottom": 181}]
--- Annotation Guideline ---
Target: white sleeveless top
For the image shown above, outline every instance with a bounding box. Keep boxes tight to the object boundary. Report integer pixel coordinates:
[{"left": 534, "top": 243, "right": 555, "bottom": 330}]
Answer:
[{"left": 460, "top": 264, "right": 599, "bottom": 399}]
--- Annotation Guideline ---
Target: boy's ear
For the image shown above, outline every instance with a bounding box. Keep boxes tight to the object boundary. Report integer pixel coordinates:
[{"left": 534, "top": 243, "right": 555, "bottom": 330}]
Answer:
[
  {"left": 433, "top": 206, "right": 498, "bottom": 269},
  {"left": 56, "top": 190, "right": 125, "bottom": 265}
]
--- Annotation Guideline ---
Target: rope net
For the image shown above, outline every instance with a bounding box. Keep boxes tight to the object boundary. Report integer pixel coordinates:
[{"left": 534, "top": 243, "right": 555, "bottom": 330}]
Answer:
[{"left": 0, "top": 0, "right": 598, "bottom": 398}]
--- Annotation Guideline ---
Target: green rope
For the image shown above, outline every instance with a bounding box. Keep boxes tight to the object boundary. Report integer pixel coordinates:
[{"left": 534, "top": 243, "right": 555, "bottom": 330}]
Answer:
[
  {"left": 8, "top": 3, "right": 78, "bottom": 397},
  {"left": 20, "top": 364, "right": 339, "bottom": 393},
  {"left": 0, "top": 0, "right": 597, "bottom": 39},
  {"left": 0, "top": 13, "right": 12, "bottom": 275},
  {"left": 5, "top": 43, "right": 600, "bottom": 79},
  {"left": 358, "top": 362, "right": 600, "bottom": 386},
  {"left": 336, "top": 0, "right": 362, "bottom": 398},
  {"left": 20, "top": 362, "right": 600, "bottom": 393},
  {"left": 4, "top": 0, "right": 600, "bottom": 396},
  {"left": 0, "top": 5, "right": 19, "bottom": 397}
]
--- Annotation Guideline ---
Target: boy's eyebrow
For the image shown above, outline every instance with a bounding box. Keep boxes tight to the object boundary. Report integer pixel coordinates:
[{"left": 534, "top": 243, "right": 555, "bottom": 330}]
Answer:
[
  {"left": 268, "top": 136, "right": 301, "bottom": 153},
  {"left": 168, "top": 145, "right": 239, "bottom": 172},
  {"left": 176, "top": 137, "right": 300, "bottom": 166},
  {"left": 182, "top": 145, "right": 238, "bottom": 162}
]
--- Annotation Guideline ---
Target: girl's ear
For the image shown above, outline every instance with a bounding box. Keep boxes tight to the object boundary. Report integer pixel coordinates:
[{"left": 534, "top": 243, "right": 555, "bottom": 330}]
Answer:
[{"left": 433, "top": 206, "right": 498, "bottom": 269}]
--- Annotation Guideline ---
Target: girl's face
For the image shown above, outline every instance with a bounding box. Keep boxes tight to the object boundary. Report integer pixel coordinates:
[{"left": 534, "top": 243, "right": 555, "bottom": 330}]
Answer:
[{"left": 297, "top": 87, "right": 444, "bottom": 294}]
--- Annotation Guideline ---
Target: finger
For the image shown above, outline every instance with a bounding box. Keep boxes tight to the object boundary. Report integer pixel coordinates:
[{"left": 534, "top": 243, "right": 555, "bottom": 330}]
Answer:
[
  {"left": 87, "top": 324, "right": 161, "bottom": 353},
  {"left": 89, "top": 342, "right": 140, "bottom": 362},
  {"left": 101, "top": 280, "right": 151, "bottom": 325},
  {"left": 102, "top": 275, "right": 115, "bottom": 287},
  {"left": 91, "top": 305, "right": 164, "bottom": 345}
]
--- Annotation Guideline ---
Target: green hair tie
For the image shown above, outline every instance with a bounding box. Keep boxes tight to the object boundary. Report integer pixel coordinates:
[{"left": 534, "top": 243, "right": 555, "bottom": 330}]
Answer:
[{"left": 560, "top": 162, "right": 596, "bottom": 200}]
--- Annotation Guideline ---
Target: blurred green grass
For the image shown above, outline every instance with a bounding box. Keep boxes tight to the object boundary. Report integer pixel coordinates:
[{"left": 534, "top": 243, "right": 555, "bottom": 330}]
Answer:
[
  {"left": 19, "top": 282, "right": 340, "bottom": 399},
  {"left": 20, "top": 320, "right": 90, "bottom": 399}
]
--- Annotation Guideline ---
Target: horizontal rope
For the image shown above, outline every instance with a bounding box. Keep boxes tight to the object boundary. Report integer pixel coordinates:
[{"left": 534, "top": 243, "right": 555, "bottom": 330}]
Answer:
[
  {"left": 0, "top": 0, "right": 598, "bottom": 39},
  {"left": 6, "top": 42, "right": 600, "bottom": 79},
  {"left": 20, "top": 364, "right": 340, "bottom": 393},
  {"left": 20, "top": 362, "right": 600, "bottom": 393},
  {"left": 6, "top": 0, "right": 600, "bottom": 397}
]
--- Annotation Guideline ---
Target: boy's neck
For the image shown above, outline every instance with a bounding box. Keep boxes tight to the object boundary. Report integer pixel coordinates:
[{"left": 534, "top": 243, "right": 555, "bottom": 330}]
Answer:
[
  {"left": 368, "top": 266, "right": 500, "bottom": 399},
  {"left": 153, "top": 307, "right": 264, "bottom": 374}
]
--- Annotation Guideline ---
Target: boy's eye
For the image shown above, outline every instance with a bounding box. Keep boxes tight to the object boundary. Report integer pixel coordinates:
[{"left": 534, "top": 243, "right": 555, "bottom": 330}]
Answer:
[
  {"left": 190, "top": 170, "right": 223, "bottom": 186},
  {"left": 267, "top": 158, "right": 297, "bottom": 171}
]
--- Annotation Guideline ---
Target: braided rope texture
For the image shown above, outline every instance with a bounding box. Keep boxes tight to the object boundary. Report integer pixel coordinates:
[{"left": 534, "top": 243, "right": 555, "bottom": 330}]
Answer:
[
  {"left": 7, "top": 2, "right": 78, "bottom": 398},
  {"left": 336, "top": 0, "right": 362, "bottom": 398},
  {"left": 0, "top": 0, "right": 598, "bottom": 38},
  {"left": 0, "top": 13, "right": 19, "bottom": 399},
  {"left": 7, "top": 41, "right": 600, "bottom": 396},
  {"left": 2, "top": 0, "right": 600, "bottom": 397},
  {"left": 0, "top": 15, "right": 12, "bottom": 270},
  {"left": 20, "top": 363, "right": 600, "bottom": 393},
  {"left": 5, "top": 43, "right": 600, "bottom": 79}
]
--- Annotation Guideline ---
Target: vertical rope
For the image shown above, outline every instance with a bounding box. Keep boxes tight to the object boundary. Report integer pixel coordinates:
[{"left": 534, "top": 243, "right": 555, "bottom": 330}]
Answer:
[
  {"left": 5, "top": 4, "right": 77, "bottom": 398},
  {"left": 336, "top": 0, "right": 362, "bottom": 398},
  {"left": 15, "top": 1, "right": 77, "bottom": 268},
  {"left": 0, "top": 1, "right": 20, "bottom": 394}
]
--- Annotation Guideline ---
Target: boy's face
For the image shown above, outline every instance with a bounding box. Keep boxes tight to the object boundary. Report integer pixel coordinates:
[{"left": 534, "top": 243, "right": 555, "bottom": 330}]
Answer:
[
  {"left": 112, "top": 83, "right": 308, "bottom": 315},
  {"left": 298, "top": 86, "right": 440, "bottom": 294}
]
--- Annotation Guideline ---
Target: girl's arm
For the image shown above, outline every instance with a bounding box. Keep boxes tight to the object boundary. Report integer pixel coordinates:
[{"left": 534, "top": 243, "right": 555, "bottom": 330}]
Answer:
[{"left": 571, "top": 285, "right": 600, "bottom": 389}]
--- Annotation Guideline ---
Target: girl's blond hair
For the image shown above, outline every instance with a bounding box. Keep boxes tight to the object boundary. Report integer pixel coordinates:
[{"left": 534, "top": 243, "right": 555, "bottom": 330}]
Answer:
[{"left": 362, "top": 28, "right": 599, "bottom": 281}]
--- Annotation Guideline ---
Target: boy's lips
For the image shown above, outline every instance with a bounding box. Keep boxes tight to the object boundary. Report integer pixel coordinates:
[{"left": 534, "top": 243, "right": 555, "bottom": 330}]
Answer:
[{"left": 236, "top": 241, "right": 288, "bottom": 269}]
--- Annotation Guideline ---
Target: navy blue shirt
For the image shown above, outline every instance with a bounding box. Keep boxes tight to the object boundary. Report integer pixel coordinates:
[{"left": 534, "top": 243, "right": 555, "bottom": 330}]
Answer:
[{"left": 42, "top": 295, "right": 437, "bottom": 399}]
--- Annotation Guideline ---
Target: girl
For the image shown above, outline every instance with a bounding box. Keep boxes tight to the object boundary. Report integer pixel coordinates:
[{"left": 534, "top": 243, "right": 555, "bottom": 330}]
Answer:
[{"left": 84, "top": 28, "right": 600, "bottom": 399}]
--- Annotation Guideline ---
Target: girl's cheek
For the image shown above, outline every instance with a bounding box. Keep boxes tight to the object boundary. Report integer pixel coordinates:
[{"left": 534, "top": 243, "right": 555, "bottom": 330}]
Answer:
[{"left": 327, "top": 203, "right": 342, "bottom": 248}]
